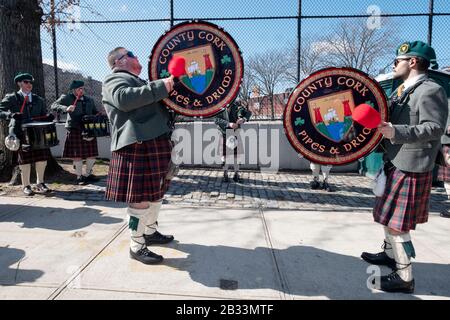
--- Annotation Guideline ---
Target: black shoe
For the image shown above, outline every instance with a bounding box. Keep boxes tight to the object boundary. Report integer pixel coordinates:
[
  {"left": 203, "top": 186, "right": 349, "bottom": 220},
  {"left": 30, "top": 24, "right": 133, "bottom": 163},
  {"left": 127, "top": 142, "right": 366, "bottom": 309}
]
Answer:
[
  {"left": 144, "top": 230, "right": 174, "bottom": 245},
  {"left": 35, "top": 183, "right": 51, "bottom": 193},
  {"left": 440, "top": 210, "right": 450, "bottom": 218},
  {"left": 23, "top": 185, "right": 34, "bottom": 196},
  {"left": 361, "top": 251, "right": 397, "bottom": 270},
  {"left": 432, "top": 181, "right": 444, "bottom": 188},
  {"left": 310, "top": 179, "right": 321, "bottom": 190},
  {"left": 76, "top": 176, "right": 87, "bottom": 185},
  {"left": 223, "top": 172, "right": 229, "bottom": 183},
  {"left": 379, "top": 271, "right": 414, "bottom": 293},
  {"left": 129, "top": 247, "right": 163, "bottom": 265},
  {"left": 84, "top": 174, "right": 100, "bottom": 182},
  {"left": 321, "top": 181, "right": 334, "bottom": 192},
  {"left": 233, "top": 172, "right": 242, "bottom": 183}
]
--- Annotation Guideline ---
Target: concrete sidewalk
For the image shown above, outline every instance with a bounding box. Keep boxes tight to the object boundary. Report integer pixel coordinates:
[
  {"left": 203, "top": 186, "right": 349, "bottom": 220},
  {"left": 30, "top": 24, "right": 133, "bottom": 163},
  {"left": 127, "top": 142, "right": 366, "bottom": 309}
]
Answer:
[{"left": 1, "top": 170, "right": 450, "bottom": 300}]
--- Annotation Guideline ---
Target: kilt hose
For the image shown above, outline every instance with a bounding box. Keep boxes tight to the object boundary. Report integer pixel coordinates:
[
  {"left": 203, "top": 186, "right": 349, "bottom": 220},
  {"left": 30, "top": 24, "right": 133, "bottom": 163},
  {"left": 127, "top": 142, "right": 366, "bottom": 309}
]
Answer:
[
  {"left": 437, "top": 145, "right": 450, "bottom": 182},
  {"left": 373, "top": 166, "right": 432, "bottom": 232},
  {"left": 16, "top": 148, "right": 51, "bottom": 165},
  {"left": 105, "top": 136, "right": 173, "bottom": 203},
  {"left": 63, "top": 128, "right": 98, "bottom": 159}
]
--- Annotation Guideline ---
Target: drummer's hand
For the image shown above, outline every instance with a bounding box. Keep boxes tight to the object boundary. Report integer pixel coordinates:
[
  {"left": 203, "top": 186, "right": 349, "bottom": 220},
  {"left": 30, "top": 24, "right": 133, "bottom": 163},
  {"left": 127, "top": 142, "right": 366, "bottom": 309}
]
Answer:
[
  {"left": 67, "top": 105, "right": 76, "bottom": 113},
  {"left": 163, "top": 75, "right": 175, "bottom": 93},
  {"left": 378, "top": 121, "right": 395, "bottom": 139},
  {"left": 236, "top": 118, "right": 245, "bottom": 125},
  {"left": 229, "top": 122, "right": 238, "bottom": 129}
]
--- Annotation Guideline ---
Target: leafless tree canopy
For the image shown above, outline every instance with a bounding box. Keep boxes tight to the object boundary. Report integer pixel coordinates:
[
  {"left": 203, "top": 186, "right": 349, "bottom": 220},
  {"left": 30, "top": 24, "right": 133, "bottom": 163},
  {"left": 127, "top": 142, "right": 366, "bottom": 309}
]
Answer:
[{"left": 320, "top": 19, "right": 398, "bottom": 74}]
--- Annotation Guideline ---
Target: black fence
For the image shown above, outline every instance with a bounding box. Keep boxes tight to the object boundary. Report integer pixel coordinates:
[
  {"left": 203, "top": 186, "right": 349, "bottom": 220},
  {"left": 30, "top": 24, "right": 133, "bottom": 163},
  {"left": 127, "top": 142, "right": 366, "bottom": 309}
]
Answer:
[{"left": 41, "top": 0, "right": 450, "bottom": 120}]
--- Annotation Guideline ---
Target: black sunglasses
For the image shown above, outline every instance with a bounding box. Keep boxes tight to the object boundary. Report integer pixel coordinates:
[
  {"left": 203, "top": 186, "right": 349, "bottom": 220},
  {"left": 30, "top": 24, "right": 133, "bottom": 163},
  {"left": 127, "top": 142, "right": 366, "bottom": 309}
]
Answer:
[
  {"left": 116, "top": 51, "right": 137, "bottom": 64},
  {"left": 22, "top": 80, "right": 34, "bottom": 84},
  {"left": 394, "top": 57, "right": 412, "bottom": 67}
]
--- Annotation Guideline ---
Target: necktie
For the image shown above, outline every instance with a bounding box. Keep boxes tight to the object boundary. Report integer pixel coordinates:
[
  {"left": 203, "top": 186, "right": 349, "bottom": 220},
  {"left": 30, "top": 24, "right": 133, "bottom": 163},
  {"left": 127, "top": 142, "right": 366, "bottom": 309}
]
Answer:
[{"left": 397, "top": 84, "right": 405, "bottom": 97}]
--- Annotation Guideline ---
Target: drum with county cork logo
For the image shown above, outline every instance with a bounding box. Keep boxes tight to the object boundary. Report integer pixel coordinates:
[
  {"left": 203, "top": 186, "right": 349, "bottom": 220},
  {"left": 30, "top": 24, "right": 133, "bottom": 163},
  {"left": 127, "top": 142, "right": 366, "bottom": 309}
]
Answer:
[
  {"left": 283, "top": 67, "right": 388, "bottom": 165},
  {"left": 149, "top": 20, "right": 243, "bottom": 118}
]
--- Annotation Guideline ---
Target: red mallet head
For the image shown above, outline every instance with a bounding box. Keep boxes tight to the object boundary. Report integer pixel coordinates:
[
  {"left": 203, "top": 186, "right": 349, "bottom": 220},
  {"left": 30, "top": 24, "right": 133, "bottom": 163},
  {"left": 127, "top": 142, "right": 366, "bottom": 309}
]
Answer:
[
  {"left": 352, "top": 103, "right": 381, "bottom": 129},
  {"left": 168, "top": 56, "right": 186, "bottom": 77}
]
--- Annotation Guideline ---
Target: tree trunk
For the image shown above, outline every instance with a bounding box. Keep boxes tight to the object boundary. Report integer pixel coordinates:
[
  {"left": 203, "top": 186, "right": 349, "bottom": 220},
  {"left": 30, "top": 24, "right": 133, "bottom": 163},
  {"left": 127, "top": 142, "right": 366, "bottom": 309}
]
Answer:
[{"left": 0, "top": 0, "right": 63, "bottom": 181}]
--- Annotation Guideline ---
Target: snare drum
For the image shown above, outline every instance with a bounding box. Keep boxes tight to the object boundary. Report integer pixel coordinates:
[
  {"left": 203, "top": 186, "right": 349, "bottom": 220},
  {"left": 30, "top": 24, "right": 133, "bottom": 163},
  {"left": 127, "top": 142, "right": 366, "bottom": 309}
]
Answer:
[
  {"left": 81, "top": 115, "right": 110, "bottom": 138},
  {"left": 22, "top": 122, "right": 59, "bottom": 150}
]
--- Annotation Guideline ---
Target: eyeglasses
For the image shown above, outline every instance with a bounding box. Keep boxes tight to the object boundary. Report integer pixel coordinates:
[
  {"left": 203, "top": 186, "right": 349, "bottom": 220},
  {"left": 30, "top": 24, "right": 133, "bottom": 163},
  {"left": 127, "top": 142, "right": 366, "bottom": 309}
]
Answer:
[
  {"left": 23, "top": 80, "right": 34, "bottom": 84},
  {"left": 115, "top": 51, "right": 137, "bottom": 64},
  {"left": 394, "top": 57, "right": 412, "bottom": 67}
]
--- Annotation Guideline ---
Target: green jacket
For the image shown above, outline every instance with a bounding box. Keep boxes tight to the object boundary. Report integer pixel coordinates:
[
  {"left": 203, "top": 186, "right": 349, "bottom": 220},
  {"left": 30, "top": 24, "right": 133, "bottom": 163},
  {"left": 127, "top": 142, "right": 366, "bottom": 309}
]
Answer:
[
  {"left": 51, "top": 93, "right": 98, "bottom": 129},
  {"left": 384, "top": 78, "right": 448, "bottom": 172},
  {"left": 214, "top": 102, "right": 252, "bottom": 135},
  {"left": 0, "top": 92, "right": 47, "bottom": 135},
  {"left": 102, "top": 70, "right": 172, "bottom": 152}
]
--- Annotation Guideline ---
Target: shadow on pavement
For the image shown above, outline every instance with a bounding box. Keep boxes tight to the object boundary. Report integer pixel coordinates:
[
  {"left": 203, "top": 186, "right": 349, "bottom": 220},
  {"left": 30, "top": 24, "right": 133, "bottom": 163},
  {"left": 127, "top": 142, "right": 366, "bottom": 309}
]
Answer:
[
  {"left": 162, "top": 243, "right": 450, "bottom": 299},
  {"left": 0, "top": 204, "right": 123, "bottom": 231},
  {"left": 0, "top": 246, "right": 44, "bottom": 286}
]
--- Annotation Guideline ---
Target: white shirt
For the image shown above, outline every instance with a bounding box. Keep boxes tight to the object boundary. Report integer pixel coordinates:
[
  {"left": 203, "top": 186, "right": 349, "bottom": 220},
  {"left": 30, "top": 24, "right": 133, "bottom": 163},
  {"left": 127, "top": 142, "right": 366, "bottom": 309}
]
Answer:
[
  {"left": 403, "top": 74, "right": 428, "bottom": 91},
  {"left": 19, "top": 90, "right": 32, "bottom": 103}
]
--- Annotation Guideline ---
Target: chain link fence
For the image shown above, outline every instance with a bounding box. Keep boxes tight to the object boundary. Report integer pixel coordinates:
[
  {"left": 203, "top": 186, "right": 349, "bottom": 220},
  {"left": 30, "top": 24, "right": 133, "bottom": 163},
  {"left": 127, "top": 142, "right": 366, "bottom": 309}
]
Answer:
[{"left": 41, "top": 0, "right": 450, "bottom": 121}]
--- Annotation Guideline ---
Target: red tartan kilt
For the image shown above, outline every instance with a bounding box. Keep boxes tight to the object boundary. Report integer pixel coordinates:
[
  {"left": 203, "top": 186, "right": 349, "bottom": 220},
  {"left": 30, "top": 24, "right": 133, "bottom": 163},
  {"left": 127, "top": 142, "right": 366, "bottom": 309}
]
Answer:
[
  {"left": 16, "top": 148, "right": 51, "bottom": 165},
  {"left": 437, "top": 145, "right": 450, "bottom": 182},
  {"left": 105, "top": 136, "right": 173, "bottom": 203},
  {"left": 373, "top": 166, "right": 432, "bottom": 232},
  {"left": 63, "top": 128, "right": 98, "bottom": 159}
]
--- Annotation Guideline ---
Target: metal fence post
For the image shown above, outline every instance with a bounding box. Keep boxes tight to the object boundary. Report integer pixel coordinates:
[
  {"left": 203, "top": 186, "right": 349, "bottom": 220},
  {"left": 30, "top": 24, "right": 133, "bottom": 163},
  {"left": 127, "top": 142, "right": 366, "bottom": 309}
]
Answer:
[
  {"left": 51, "top": 0, "right": 59, "bottom": 98},
  {"left": 428, "top": 0, "right": 434, "bottom": 46},
  {"left": 297, "top": 0, "right": 302, "bottom": 83}
]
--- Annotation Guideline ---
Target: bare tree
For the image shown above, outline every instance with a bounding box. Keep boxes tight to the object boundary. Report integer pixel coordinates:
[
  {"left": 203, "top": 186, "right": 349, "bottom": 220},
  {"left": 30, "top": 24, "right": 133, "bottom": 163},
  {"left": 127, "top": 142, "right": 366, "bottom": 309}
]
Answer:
[
  {"left": 286, "top": 40, "right": 328, "bottom": 86},
  {"left": 320, "top": 19, "right": 398, "bottom": 75},
  {"left": 248, "top": 50, "right": 290, "bottom": 120},
  {"left": 237, "top": 64, "right": 255, "bottom": 107},
  {"left": 0, "top": 0, "right": 95, "bottom": 181}
]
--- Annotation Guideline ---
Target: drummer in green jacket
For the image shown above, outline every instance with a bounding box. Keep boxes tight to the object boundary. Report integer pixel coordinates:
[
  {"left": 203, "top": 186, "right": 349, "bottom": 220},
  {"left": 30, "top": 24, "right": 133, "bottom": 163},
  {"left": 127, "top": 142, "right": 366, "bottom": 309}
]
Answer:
[
  {"left": 0, "top": 73, "right": 53, "bottom": 195},
  {"left": 51, "top": 80, "right": 100, "bottom": 185}
]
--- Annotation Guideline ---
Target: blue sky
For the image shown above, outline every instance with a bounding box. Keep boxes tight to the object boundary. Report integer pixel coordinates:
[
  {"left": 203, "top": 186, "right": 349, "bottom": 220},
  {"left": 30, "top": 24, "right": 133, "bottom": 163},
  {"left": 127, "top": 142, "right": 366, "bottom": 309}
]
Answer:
[{"left": 40, "top": 0, "right": 450, "bottom": 88}]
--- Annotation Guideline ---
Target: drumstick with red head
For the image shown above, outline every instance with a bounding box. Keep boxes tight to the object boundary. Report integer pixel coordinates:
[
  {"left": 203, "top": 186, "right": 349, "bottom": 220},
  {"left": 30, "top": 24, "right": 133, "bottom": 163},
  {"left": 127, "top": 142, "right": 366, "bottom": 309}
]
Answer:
[
  {"left": 168, "top": 56, "right": 186, "bottom": 83},
  {"left": 352, "top": 103, "right": 381, "bottom": 129}
]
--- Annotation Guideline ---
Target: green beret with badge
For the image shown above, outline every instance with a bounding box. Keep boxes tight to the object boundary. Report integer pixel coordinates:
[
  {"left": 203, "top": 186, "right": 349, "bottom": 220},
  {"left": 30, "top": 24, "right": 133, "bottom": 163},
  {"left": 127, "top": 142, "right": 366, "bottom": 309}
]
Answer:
[{"left": 396, "top": 40, "right": 438, "bottom": 70}]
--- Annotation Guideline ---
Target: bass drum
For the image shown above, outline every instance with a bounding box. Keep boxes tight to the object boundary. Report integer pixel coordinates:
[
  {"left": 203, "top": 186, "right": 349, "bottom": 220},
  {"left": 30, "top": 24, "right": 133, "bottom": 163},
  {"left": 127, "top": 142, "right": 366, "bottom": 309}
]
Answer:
[
  {"left": 283, "top": 67, "right": 388, "bottom": 166},
  {"left": 149, "top": 20, "right": 244, "bottom": 118}
]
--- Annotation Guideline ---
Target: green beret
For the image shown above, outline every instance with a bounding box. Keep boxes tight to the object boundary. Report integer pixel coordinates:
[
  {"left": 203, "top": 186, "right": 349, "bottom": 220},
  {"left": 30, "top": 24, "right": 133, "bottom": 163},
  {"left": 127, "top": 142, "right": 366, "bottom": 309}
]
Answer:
[
  {"left": 396, "top": 41, "right": 438, "bottom": 70},
  {"left": 69, "top": 80, "right": 84, "bottom": 90},
  {"left": 14, "top": 73, "right": 34, "bottom": 83}
]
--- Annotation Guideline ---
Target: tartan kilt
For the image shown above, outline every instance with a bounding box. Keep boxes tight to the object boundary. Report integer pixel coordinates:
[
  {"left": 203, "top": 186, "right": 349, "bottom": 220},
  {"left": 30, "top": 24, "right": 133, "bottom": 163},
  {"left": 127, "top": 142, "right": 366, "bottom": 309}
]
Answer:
[
  {"left": 437, "top": 145, "right": 450, "bottom": 182},
  {"left": 16, "top": 148, "right": 51, "bottom": 165},
  {"left": 373, "top": 166, "right": 432, "bottom": 232},
  {"left": 105, "top": 136, "right": 173, "bottom": 203},
  {"left": 63, "top": 128, "right": 98, "bottom": 159}
]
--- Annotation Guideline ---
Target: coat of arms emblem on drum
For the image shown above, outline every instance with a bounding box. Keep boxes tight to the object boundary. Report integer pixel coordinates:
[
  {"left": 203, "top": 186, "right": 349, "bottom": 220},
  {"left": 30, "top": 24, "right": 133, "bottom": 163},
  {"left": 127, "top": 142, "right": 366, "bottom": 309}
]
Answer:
[{"left": 149, "top": 20, "right": 243, "bottom": 118}]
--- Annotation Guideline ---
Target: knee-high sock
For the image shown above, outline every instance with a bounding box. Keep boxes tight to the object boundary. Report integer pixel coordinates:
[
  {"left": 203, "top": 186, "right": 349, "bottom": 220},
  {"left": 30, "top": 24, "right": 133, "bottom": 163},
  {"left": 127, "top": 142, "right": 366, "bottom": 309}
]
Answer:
[
  {"left": 35, "top": 161, "right": 47, "bottom": 184},
  {"left": 310, "top": 162, "right": 320, "bottom": 180},
  {"left": 73, "top": 160, "right": 83, "bottom": 178},
  {"left": 85, "top": 158, "right": 96, "bottom": 176},
  {"left": 444, "top": 182, "right": 450, "bottom": 200},
  {"left": 389, "top": 232, "right": 415, "bottom": 282},
  {"left": 383, "top": 227, "right": 394, "bottom": 259},
  {"left": 127, "top": 207, "right": 147, "bottom": 252},
  {"left": 321, "top": 165, "right": 332, "bottom": 181},
  {"left": 19, "top": 164, "right": 31, "bottom": 187},
  {"left": 144, "top": 201, "right": 162, "bottom": 235}
]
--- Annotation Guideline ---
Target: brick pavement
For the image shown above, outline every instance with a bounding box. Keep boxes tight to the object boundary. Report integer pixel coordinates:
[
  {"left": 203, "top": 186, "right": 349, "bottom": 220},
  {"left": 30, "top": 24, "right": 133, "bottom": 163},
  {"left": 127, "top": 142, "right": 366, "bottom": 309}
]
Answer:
[{"left": 13, "top": 168, "right": 444, "bottom": 214}]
